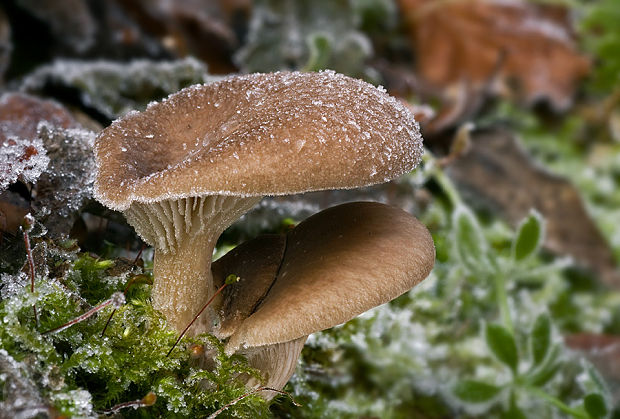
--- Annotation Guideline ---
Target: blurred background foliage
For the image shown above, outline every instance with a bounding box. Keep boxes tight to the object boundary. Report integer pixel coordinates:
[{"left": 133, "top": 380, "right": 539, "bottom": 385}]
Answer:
[{"left": 0, "top": 0, "right": 619, "bottom": 417}]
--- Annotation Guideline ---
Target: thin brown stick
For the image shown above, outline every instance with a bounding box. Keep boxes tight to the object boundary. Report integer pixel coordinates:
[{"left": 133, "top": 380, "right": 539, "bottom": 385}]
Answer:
[
  {"left": 166, "top": 282, "right": 229, "bottom": 357},
  {"left": 100, "top": 392, "right": 156, "bottom": 415},
  {"left": 22, "top": 215, "right": 38, "bottom": 325},
  {"left": 100, "top": 307, "right": 117, "bottom": 337},
  {"left": 132, "top": 243, "right": 147, "bottom": 265},
  {"left": 206, "top": 387, "right": 300, "bottom": 419},
  {"left": 42, "top": 292, "right": 125, "bottom": 335}
]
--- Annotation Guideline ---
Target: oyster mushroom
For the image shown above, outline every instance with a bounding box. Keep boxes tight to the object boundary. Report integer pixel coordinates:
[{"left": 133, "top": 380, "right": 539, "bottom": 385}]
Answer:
[
  {"left": 93, "top": 70, "right": 423, "bottom": 333},
  {"left": 212, "top": 201, "right": 435, "bottom": 391}
]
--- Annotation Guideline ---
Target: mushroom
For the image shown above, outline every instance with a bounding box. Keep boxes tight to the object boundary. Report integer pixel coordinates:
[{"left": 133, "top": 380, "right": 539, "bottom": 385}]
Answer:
[
  {"left": 93, "top": 70, "right": 423, "bottom": 334},
  {"left": 211, "top": 201, "right": 435, "bottom": 391}
]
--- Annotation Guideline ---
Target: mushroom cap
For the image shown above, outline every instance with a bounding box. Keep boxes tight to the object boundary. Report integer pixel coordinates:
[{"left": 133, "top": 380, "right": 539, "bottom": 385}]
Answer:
[
  {"left": 213, "top": 234, "right": 286, "bottom": 337},
  {"left": 221, "top": 201, "right": 435, "bottom": 352},
  {"left": 94, "top": 71, "right": 423, "bottom": 211}
]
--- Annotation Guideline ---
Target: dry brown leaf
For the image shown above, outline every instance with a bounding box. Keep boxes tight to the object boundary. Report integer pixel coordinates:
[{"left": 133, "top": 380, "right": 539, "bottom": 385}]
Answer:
[
  {"left": 399, "top": 0, "right": 591, "bottom": 110},
  {"left": 0, "top": 93, "right": 78, "bottom": 143},
  {"left": 0, "top": 93, "right": 97, "bottom": 238},
  {"left": 447, "top": 128, "right": 619, "bottom": 288}
]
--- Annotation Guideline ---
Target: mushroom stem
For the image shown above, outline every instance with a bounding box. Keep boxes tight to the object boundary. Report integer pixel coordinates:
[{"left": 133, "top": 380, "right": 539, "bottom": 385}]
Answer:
[
  {"left": 124, "top": 195, "right": 262, "bottom": 334},
  {"left": 152, "top": 232, "right": 219, "bottom": 333}
]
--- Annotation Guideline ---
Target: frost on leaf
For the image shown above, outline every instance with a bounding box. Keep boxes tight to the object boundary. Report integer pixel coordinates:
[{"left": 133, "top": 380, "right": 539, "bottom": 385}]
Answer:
[
  {"left": 0, "top": 136, "right": 49, "bottom": 191},
  {"left": 0, "top": 272, "right": 28, "bottom": 299},
  {"left": 0, "top": 92, "right": 80, "bottom": 191},
  {"left": 0, "top": 93, "right": 96, "bottom": 237},
  {"left": 22, "top": 58, "right": 220, "bottom": 119},
  {"left": 33, "top": 125, "right": 97, "bottom": 238}
]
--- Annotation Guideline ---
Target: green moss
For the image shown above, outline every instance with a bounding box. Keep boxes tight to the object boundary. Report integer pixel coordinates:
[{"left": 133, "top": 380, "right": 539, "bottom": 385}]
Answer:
[{"left": 0, "top": 251, "right": 270, "bottom": 418}]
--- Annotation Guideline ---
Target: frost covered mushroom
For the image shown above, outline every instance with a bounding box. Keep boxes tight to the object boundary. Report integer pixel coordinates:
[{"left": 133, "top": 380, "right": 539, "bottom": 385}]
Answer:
[
  {"left": 93, "top": 71, "right": 423, "bottom": 333},
  {"left": 212, "top": 202, "right": 435, "bottom": 390}
]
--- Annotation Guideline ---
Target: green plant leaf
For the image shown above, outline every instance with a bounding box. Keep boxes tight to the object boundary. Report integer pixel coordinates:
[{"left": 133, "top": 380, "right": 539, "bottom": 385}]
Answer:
[
  {"left": 486, "top": 323, "right": 519, "bottom": 373},
  {"left": 453, "top": 206, "right": 490, "bottom": 275},
  {"left": 584, "top": 393, "right": 607, "bottom": 419},
  {"left": 530, "top": 313, "right": 551, "bottom": 366},
  {"left": 526, "top": 345, "right": 562, "bottom": 387},
  {"left": 303, "top": 33, "right": 332, "bottom": 71},
  {"left": 512, "top": 210, "right": 544, "bottom": 262},
  {"left": 503, "top": 392, "right": 527, "bottom": 419},
  {"left": 453, "top": 380, "right": 503, "bottom": 403},
  {"left": 584, "top": 361, "right": 611, "bottom": 395}
]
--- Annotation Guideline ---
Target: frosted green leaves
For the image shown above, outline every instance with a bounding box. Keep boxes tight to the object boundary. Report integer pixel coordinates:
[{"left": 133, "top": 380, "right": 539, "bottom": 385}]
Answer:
[
  {"left": 512, "top": 210, "right": 544, "bottom": 262},
  {"left": 452, "top": 205, "right": 491, "bottom": 275},
  {"left": 453, "top": 206, "right": 545, "bottom": 275}
]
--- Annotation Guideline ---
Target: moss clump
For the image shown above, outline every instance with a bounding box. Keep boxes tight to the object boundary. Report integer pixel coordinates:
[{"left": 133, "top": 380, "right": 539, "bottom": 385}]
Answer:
[{"left": 0, "top": 250, "right": 271, "bottom": 418}]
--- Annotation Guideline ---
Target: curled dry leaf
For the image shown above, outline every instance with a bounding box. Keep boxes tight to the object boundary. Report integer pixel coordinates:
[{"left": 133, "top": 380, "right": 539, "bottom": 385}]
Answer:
[
  {"left": 0, "top": 92, "right": 79, "bottom": 143},
  {"left": 0, "top": 92, "right": 77, "bottom": 191},
  {"left": 399, "top": 0, "right": 591, "bottom": 111},
  {"left": 0, "top": 93, "right": 97, "bottom": 237},
  {"left": 446, "top": 128, "right": 619, "bottom": 288}
]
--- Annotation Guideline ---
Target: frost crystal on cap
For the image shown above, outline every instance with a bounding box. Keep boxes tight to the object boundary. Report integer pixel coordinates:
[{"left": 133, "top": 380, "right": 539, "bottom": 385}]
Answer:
[{"left": 94, "top": 70, "right": 423, "bottom": 211}]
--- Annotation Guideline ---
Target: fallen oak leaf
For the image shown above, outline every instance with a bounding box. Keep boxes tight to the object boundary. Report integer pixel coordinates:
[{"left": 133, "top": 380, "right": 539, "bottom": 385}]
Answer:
[{"left": 399, "top": 0, "right": 591, "bottom": 111}]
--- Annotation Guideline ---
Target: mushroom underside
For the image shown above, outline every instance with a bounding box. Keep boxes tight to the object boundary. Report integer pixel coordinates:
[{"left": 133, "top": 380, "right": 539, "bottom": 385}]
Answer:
[{"left": 126, "top": 194, "right": 261, "bottom": 333}]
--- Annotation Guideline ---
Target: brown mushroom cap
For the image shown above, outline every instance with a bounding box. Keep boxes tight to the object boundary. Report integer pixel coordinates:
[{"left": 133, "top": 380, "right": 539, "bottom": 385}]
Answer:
[
  {"left": 210, "top": 234, "right": 304, "bottom": 392},
  {"left": 221, "top": 201, "right": 435, "bottom": 352},
  {"left": 213, "top": 234, "right": 286, "bottom": 337},
  {"left": 94, "top": 71, "right": 423, "bottom": 211}
]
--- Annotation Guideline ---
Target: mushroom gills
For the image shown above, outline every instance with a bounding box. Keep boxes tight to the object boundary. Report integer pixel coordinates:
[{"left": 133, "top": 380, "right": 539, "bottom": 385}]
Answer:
[
  {"left": 124, "top": 196, "right": 260, "bottom": 254},
  {"left": 126, "top": 195, "right": 261, "bottom": 333}
]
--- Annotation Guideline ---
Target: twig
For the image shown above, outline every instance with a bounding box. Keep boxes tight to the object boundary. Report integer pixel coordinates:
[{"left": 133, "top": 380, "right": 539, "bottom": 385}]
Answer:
[
  {"left": 132, "top": 243, "right": 147, "bottom": 265},
  {"left": 42, "top": 292, "right": 125, "bottom": 335},
  {"left": 166, "top": 274, "right": 240, "bottom": 357},
  {"left": 206, "top": 387, "right": 300, "bottom": 419},
  {"left": 100, "top": 392, "right": 156, "bottom": 415},
  {"left": 22, "top": 214, "right": 38, "bottom": 325}
]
